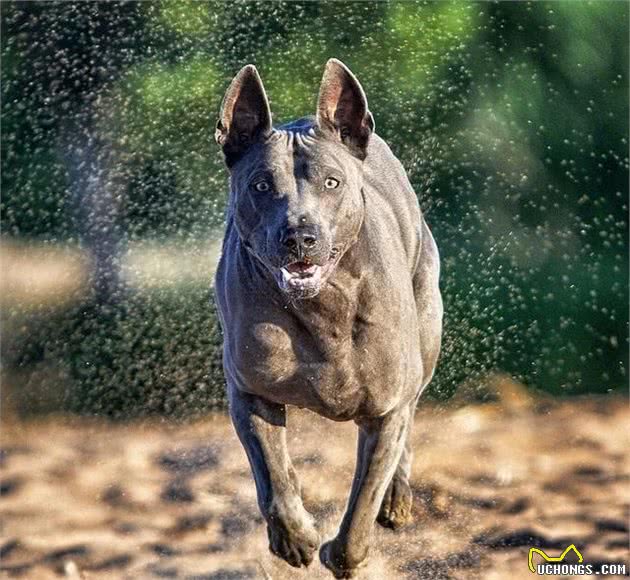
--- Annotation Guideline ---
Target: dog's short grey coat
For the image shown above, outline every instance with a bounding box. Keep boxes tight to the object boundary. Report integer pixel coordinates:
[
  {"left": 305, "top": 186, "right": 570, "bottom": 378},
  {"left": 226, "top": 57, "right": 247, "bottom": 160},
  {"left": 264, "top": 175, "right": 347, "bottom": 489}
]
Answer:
[{"left": 214, "top": 59, "right": 443, "bottom": 578}]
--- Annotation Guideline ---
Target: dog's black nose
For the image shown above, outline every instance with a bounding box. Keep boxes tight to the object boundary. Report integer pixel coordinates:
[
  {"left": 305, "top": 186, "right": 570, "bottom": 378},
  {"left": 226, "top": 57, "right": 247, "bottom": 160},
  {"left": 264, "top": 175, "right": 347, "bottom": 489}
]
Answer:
[{"left": 280, "top": 226, "right": 319, "bottom": 254}]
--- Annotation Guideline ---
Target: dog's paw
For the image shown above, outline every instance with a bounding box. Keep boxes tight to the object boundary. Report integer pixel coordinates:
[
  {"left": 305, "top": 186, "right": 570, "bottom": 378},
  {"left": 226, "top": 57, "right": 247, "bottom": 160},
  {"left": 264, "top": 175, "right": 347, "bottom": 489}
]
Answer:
[
  {"left": 319, "top": 539, "right": 368, "bottom": 578},
  {"left": 267, "top": 516, "right": 319, "bottom": 568},
  {"left": 377, "top": 474, "right": 413, "bottom": 530}
]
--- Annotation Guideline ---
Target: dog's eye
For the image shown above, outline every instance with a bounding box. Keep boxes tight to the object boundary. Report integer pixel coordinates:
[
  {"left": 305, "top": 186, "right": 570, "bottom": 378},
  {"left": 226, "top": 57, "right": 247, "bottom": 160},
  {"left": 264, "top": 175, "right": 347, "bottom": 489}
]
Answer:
[
  {"left": 324, "top": 177, "right": 340, "bottom": 189},
  {"left": 254, "top": 181, "right": 270, "bottom": 192}
]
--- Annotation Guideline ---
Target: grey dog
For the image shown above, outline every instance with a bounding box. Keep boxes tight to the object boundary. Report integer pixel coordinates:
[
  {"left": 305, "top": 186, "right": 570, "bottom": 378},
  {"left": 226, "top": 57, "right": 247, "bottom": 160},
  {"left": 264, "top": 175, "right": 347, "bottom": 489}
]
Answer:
[{"left": 214, "top": 59, "right": 443, "bottom": 578}]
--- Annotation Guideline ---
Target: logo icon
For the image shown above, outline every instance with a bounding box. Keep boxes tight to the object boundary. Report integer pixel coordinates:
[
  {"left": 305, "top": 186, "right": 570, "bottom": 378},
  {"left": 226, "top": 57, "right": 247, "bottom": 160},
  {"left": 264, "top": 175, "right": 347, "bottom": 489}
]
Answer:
[{"left": 528, "top": 544, "right": 583, "bottom": 573}]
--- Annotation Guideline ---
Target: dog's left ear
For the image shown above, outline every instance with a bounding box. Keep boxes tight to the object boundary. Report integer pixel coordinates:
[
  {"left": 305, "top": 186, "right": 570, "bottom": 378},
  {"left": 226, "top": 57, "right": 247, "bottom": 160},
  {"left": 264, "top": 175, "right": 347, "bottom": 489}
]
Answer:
[
  {"left": 215, "top": 65, "right": 272, "bottom": 166},
  {"left": 316, "top": 59, "right": 374, "bottom": 159}
]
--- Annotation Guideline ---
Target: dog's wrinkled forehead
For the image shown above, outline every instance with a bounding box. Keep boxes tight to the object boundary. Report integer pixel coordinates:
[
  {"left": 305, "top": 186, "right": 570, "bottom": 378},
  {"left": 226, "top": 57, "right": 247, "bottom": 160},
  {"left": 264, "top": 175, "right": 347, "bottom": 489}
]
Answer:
[{"left": 236, "top": 123, "right": 361, "bottom": 187}]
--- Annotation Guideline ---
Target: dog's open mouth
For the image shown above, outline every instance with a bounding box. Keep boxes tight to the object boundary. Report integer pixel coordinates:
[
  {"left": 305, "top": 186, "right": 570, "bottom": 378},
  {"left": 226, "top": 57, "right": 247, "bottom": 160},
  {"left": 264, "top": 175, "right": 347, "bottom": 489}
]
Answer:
[
  {"left": 280, "top": 260, "right": 322, "bottom": 286},
  {"left": 276, "top": 260, "right": 330, "bottom": 298}
]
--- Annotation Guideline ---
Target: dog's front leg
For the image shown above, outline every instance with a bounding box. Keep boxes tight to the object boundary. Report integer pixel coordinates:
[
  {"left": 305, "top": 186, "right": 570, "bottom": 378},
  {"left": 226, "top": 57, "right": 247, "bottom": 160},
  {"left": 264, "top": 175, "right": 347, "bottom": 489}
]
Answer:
[
  {"left": 320, "top": 405, "right": 411, "bottom": 578},
  {"left": 228, "top": 384, "right": 319, "bottom": 567}
]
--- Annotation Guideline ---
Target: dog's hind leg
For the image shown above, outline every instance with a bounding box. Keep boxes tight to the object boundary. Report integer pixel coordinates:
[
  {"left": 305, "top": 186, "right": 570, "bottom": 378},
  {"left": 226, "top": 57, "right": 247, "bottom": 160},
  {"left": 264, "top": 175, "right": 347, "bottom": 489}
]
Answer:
[
  {"left": 228, "top": 384, "right": 320, "bottom": 568},
  {"left": 377, "top": 336, "right": 440, "bottom": 532},
  {"left": 376, "top": 402, "right": 414, "bottom": 530}
]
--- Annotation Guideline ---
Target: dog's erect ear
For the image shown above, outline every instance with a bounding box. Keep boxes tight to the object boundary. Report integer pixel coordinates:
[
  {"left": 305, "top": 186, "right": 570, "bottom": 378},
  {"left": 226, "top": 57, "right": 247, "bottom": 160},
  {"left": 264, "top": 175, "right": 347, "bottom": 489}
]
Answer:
[
  {"left": 215, "top": 65, "right": 272, "bottom": 166},
  {"left": 316, "top": 59, "right": 374, "bottom": 159}
]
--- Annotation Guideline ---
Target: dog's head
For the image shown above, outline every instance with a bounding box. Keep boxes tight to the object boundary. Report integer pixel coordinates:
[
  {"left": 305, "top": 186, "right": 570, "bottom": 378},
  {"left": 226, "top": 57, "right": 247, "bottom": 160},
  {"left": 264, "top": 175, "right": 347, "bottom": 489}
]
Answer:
[{"left": 216, "top": 59, "right": 374, "bottom": 299}]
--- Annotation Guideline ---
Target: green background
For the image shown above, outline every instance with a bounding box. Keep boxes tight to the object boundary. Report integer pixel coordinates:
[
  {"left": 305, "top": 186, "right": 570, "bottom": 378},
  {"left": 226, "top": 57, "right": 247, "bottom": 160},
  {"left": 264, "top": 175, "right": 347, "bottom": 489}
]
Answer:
[{"left": 1, "top": 1, "right": 628, "bottom": 418}]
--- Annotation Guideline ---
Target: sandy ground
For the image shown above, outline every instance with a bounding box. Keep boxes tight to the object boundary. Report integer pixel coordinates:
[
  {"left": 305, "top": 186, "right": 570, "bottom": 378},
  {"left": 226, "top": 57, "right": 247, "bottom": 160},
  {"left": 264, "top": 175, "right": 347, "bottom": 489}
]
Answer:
[{"left": 1, "top": 387, "right": 628, "bottom": 580}]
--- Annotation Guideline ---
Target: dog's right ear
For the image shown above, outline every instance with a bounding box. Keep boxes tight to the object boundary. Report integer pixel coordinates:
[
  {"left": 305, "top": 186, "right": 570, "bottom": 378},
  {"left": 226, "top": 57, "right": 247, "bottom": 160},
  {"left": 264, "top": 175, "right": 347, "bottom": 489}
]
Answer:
[
  {"left": 316, "top": 59, "right": 374, "bottom": 160},
  {"left": 215, "top": 65, "right": 272, "bottom": 166}
]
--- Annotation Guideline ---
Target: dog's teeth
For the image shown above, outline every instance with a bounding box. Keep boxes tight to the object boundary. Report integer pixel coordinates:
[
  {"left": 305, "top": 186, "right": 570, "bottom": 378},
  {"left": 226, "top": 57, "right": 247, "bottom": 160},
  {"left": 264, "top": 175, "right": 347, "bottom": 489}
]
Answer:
[
  {"left": 278, "top": 264, "right": 323, "bottom": 290},
  {"left": 281, "top": 268, "right": 293, "bottom": 283}
]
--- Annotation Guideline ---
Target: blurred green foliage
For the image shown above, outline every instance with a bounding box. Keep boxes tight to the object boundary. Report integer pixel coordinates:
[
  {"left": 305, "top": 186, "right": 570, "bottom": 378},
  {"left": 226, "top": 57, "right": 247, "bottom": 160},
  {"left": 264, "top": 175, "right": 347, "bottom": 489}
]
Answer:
[
  {"left": 1, "top": 1, "right": 627, "bottom": 416},
  {"left": 5, "top": 288, "right": 225, "bottom": 418}
]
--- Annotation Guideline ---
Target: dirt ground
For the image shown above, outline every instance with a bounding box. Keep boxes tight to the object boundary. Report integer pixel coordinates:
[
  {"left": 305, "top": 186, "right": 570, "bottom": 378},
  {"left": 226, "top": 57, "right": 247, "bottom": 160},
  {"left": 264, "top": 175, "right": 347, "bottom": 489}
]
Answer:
[{"left": 1, "top": 383, "right": 628, "bottom": 580}]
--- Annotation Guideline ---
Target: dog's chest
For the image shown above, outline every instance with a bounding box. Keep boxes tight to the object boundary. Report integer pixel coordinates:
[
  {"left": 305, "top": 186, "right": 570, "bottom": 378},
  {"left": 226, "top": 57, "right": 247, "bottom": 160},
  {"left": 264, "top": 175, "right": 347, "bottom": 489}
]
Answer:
[{"left": 231, "top": 289, "right": 417, "bottom": 419}]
